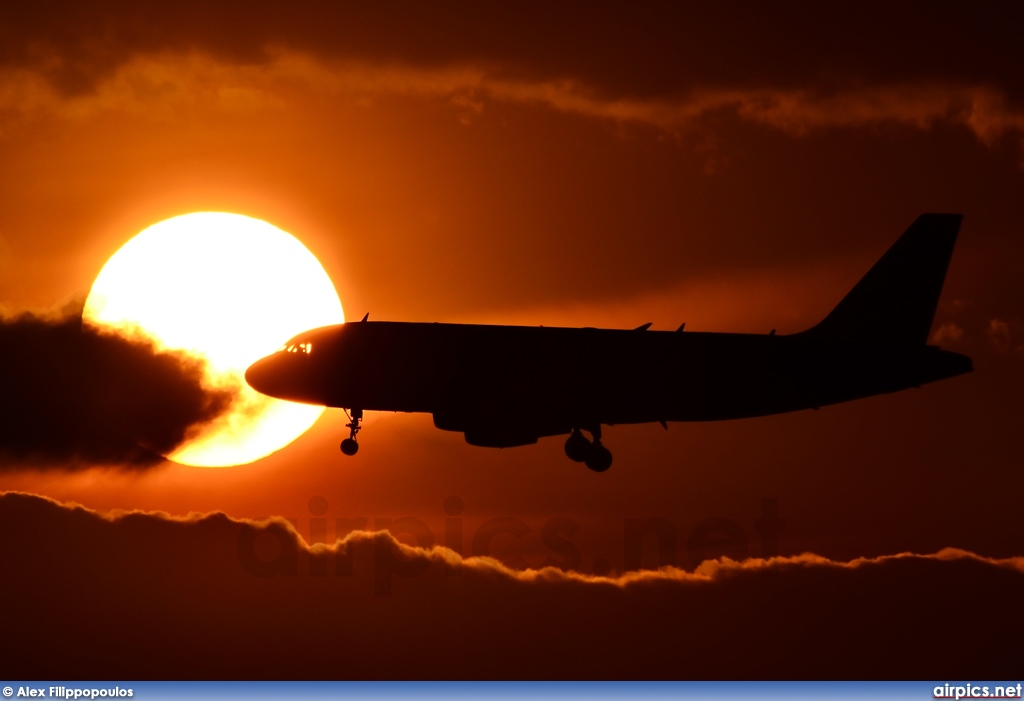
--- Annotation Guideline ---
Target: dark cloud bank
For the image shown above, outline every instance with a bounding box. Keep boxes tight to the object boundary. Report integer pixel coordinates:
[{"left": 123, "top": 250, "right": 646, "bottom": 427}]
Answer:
[
  {"left": 2, "top": 1, "right": 1022, "bottom": 100},
  {"left": 2, "top": 491, "right": 1022, "bottom": 679},
  {"left": 0, "top": 312, "right": 235, "bottom": 469}
]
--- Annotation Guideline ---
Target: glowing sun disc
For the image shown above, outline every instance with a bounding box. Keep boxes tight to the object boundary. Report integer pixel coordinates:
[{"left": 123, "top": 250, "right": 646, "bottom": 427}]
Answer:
[{"left": 84, "top": 212, "right": 344, "bottom": 467}]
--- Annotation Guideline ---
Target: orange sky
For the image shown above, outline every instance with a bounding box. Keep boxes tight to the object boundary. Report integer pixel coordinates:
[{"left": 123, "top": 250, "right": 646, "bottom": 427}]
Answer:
[{"left": 1, "top": 1, "right": 1023, "bottom": 678}]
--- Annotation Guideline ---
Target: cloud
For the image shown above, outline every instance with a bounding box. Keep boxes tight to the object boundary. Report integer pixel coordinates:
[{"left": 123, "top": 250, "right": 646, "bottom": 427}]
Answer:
[
  {"left": 987, "top": 318, "right": 1024, "bottom": 355},
  {"left": 2, "top": 3, "right": 1024, "bottom": 151},
  {"left": 4, "top": 47, "right": 1024, "bottom": 158},
  {"left": 931, "top": 321, "right": 965, "bottom": 346},
  {"left": 3, "top": 490, "right": 1022, "bottom": 679},
  {"left": 0, "top": 309, "right": 237, "bottom": 469},
  {"left": 488, "top": 81, "right": 1024, "bottom": 153},
  {"left": 2, "top": 2, "right": 1023, "bottom": 98}
]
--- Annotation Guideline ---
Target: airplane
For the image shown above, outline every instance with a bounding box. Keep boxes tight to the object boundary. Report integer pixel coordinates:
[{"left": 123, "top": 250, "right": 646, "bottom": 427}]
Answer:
[{"left": 245, "top": 213, "right": 973, "bottom": 472}]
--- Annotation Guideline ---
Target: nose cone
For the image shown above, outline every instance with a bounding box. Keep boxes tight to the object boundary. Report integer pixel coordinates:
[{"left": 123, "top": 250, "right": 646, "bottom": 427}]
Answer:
[{"left": 245, "top": 355, "right": 282, "bottom": 398}]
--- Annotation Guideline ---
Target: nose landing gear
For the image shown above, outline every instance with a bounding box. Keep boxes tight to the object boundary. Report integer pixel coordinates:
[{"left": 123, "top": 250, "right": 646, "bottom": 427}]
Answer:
[
  {"left": 564, "top": 426, "right": 613, "bottom": 472},
  {"left": 340, "top": 408, "right": 363, "bottom": 456}
]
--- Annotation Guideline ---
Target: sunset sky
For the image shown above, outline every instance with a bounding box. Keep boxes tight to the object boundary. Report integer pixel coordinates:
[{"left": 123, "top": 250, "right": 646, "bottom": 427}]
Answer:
[{"left": 1, "top": 2, "right": 1023, "bottom": 678}]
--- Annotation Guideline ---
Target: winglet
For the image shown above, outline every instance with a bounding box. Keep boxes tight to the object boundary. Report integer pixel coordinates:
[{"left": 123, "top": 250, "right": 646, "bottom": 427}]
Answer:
[
  {"left": 361, "top": 312, "right": 369, "bottom": 322},
  {"left": 634, "top": 322, "right": 653, "bottom": 331}
]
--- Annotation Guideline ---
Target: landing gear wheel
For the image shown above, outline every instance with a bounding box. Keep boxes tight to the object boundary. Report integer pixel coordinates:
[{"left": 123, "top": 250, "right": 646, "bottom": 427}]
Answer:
[
  {"left": 584, "top": 441, "right": 613, "bottom": 472},
  {"left": 340, "top": 408, "right": 363, "bottom": 457},
  {"left": 564, "top": 429, "right": 591, "bottom": 462}
]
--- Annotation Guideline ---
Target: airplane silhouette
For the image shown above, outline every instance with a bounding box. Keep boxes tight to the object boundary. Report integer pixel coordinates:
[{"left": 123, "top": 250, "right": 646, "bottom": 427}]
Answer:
[{"left": 246, "top": 214, "right": 972, "bottom": 471}]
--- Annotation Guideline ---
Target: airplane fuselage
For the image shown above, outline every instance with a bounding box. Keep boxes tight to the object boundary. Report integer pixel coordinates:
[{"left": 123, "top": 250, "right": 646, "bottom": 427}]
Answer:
[
  {"left": 244, "top": 213, "right": 974, "bottom": 469},
  {"left": 246, "top": 320, "right": 971, "bottom": 448}
]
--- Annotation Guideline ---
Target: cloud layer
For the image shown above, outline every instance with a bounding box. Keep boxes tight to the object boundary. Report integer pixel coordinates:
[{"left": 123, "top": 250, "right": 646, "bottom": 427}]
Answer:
[
  {"left": 3, "top": 2, "right": 1023, "bottom": 97},
  {"left": 2, "top": 3, "right": 1024, "bottom": 153},
  {"left": 0, "top": 311, "right": 236, "bottom": 468},
  {"left": 7, "top": 52, "right": 1024, "bottom": 144},
  {"left": 3, "top": 491, "right": 1022, "bottom": 679}
]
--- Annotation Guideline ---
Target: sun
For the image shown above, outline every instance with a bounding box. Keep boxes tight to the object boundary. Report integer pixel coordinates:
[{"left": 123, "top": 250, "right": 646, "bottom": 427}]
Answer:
[{"left": 83, "top": 212, "right": 344, "bottom": 467}]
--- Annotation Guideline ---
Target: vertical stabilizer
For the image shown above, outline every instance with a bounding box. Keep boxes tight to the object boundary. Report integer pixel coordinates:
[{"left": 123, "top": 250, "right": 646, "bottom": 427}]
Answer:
[{"left": 806, "top": 214, "right": 962, "bottom": 345}]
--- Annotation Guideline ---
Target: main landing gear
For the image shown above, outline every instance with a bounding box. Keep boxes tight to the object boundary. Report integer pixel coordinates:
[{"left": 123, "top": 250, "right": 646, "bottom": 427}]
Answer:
[
  {"left": 564, "top": 427, "right": 612, "bottom": 472},
  {"left": 340, "top": 408, "right": 363, "bottom": 456}
]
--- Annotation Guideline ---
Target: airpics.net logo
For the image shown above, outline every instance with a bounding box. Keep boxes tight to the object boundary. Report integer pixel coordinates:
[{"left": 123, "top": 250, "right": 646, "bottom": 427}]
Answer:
[
  {"left": 236, "top": 496, "right": 787, "bottom": 595},
  {"left": 934, "top": 683, "right": 1023, "bottom": 699}
]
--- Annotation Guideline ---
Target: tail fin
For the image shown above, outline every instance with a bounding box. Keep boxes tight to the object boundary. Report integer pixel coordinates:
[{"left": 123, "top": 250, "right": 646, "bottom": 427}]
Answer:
[{"left": 805, "top": 213, "right": 962, "bottom": 345}]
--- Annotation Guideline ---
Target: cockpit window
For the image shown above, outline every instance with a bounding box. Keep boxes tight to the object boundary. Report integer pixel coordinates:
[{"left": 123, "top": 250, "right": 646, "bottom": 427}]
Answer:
[{"left": 278, "top": 342, "right": 313, "bottom": 354}]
